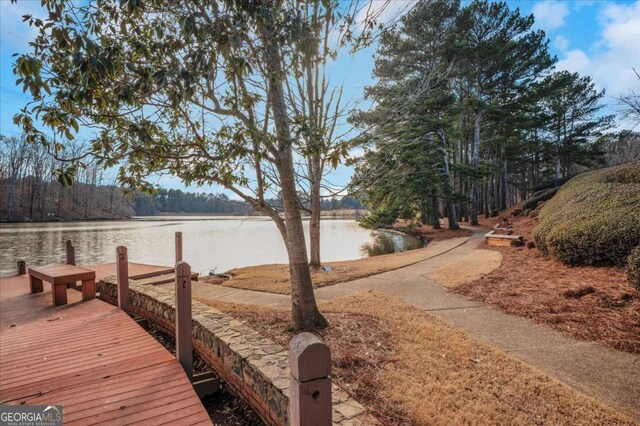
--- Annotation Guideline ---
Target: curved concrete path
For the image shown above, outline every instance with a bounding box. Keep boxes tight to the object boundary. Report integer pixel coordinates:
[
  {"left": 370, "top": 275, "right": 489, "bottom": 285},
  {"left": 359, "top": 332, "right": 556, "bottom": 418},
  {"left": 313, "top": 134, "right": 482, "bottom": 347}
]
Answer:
[{"left": 160, "top": 228, "right": 640, "bottom": 420}]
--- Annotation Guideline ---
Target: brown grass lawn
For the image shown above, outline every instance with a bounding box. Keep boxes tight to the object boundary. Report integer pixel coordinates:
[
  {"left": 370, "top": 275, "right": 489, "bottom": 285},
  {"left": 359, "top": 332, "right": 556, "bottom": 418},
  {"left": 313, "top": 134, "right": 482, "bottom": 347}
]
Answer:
[
  {"left": 453, "top": 215, "right": 640, "bottom": 353},
  {"left": 200, "top": 227, "right": 472, "bottom": 295},
  {"left": 196, "top": 292, "right": 635, "bottom": 425}
]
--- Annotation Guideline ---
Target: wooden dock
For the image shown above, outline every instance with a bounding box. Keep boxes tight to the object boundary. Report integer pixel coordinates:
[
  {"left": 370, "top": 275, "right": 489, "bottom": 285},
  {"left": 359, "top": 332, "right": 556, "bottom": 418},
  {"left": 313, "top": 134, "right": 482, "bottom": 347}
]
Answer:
[{"left": 0, "top": 263, "right": 211, "bottom": 425}]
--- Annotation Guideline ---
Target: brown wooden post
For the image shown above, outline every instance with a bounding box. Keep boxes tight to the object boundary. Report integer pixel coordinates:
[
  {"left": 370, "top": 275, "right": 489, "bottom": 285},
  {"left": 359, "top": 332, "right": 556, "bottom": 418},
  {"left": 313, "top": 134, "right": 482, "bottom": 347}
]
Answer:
[
  {"left": 116, "top": 246, "right": 129, "bottom": 313},
  {"left": 175, "top": 261, "right": 192, "bottom": 379},
  {"left": 65, "top": 240, "right": 75, "bottom": 265},
  {"left": 175, "top": 232, "right": 183, "bottom": 264},
  {"left": 289, "top": 332, "right": 332, "bottom": 426},
  {"left": 17, "top": 260, "right": 26, "bottom": 275}
]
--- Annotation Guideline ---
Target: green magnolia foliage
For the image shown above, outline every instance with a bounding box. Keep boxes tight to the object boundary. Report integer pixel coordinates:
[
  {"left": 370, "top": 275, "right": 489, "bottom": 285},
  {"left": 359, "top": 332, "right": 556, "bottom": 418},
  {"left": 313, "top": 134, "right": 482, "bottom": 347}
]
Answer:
[
  {"left": 533, "top": 163, "right": 640, "bottom": 266},
  {"left": 12, "top": 0, "right": 359, "bottom": 198},
  {"left": 627, "top": 246, "right": 640, "bottom": 290}
]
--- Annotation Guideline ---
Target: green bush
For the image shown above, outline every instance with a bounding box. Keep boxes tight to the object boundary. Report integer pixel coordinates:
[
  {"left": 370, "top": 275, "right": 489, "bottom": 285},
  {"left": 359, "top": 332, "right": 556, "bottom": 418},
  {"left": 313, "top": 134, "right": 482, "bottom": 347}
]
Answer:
[
  {"left": 627, "top": 247, "right": 640, "bottom": 290},
  {"left": 532, "top": 163, "right": 640, "bottom": 267},
  {"left": 358, "top": 207, "right": 397, "bottom": 229}
]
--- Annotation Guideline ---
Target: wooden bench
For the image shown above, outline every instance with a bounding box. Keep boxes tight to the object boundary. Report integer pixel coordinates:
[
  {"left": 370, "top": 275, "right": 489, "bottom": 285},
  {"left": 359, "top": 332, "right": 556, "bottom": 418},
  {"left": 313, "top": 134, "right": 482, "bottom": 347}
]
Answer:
[
  {"left": 484, "top": 230, "right": 524, "bottom": 247},
  {"left": 28, "top": 264, "right": 96, "bottom": 306}
]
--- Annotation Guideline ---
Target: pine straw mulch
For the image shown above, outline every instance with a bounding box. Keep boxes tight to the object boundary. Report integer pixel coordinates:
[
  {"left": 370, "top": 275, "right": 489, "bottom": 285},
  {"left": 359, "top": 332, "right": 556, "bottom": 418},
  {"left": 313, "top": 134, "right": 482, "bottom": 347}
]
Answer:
[
  {"left": 454, "top": 215, "right": 640, "bottom": 354},
  {"left": 196, "top": 293, "right": 635, "bottom": 425},
  {"left": 193, "top": 298, "right": 408, "bottom": 425}
]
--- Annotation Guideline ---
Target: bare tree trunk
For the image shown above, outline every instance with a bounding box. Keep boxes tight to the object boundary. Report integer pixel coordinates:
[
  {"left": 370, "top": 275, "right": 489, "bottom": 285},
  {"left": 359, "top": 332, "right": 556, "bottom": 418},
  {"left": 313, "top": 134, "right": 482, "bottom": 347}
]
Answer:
[
  {"left": 430, "top": 195, "right": 441, "bottom": 229},
  {"left": 309, "top": 157, "right": 322, "bottom": 268},
  {"left": 262, "top": 27, "right": 326, "bottom": 330},
  {"left": 555, "top": 135, "right": 562, "bottom": 183},
  {"left": 438, "top": 130, "right": 459, "bottom": 230},
  {"left": 470, "top": 111, "right": 481, "bottom": 225},
  {"left": 501, "top": 155, "right": 508, "bottom": 210},
  {"left": 484, "top": 180, "right": 489, "bottom": 217}
]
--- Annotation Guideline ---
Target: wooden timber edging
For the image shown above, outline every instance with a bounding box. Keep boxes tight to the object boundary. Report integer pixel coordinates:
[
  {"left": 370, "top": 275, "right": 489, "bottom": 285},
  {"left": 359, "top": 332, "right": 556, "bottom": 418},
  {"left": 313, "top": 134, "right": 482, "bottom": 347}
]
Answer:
[{"left": 96, "top": 276, "right": 375, "bottom": 426}]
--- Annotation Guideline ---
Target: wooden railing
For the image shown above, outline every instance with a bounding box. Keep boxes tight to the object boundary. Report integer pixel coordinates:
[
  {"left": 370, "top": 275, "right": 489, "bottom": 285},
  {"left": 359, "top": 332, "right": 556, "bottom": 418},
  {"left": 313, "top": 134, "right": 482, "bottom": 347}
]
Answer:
[{"left": 114, "top": 232, "right": 334, "bottom": 425}]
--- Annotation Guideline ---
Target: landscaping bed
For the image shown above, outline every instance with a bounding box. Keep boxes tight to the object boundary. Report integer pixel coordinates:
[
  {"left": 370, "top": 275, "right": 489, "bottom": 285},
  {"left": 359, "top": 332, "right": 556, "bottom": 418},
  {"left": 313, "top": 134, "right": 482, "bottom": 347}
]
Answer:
[
  {"left": 454, "top": 215, "right": 640, "bottom": 353},
  {"left": 196, "top": 292, "right": 634, "bottom": 425}
]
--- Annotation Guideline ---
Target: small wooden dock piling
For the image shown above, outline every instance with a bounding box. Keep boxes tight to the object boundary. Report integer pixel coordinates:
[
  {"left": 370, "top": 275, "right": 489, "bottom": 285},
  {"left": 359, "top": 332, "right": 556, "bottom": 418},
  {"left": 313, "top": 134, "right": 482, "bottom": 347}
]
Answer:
[
  {"left": 16, "top": 260, "right": 26, "bottom": 275},
  {"left": 116, "top": 245, "right": 129, "bottom": 313},
  {"left": 175, "top": 261, "right": 193, "bottom": 380},
  {"left": 65, "top": 240, "right": 75, "bottom": 265},
  {"left": 175, "top": 231, "right": 183, "bottom": 263}
]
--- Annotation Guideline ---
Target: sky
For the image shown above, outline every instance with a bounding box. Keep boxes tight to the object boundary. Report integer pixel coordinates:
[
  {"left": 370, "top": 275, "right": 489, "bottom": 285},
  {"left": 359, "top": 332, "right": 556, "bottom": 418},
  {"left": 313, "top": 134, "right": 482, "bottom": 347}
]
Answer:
[{"left": 1, "top": 0, "right": 639, "bottom": 198}]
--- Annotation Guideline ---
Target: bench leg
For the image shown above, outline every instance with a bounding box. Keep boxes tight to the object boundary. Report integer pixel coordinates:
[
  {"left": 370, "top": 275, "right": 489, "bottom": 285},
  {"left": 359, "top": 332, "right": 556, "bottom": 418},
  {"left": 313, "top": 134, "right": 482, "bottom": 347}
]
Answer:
[
  {"left": 30, "top": 276, "right": 43, "bottom": 293},
  {"left": 82, "top": 279, "right": 96, "bottom": 301},
  {"left": 52, "top": 284, "right": 67, "bottom": 306}
]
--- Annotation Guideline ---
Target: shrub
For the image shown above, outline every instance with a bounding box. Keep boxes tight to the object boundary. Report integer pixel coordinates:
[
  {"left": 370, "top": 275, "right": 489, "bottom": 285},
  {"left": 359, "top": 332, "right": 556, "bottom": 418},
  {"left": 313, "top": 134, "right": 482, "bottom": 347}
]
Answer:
[
  {"left": 358, "top": 207, "right": 397, "bottom": 229},
  {"left": 627, "top": 247, "right": 640, "bottom": 290},
  {"left": 533, "top": 162, "right": 640, "bottom": 266}
]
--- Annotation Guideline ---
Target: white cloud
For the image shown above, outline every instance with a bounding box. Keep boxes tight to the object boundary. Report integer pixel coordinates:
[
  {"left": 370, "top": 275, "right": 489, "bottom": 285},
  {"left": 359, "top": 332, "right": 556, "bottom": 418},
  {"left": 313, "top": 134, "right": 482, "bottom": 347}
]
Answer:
[
  {"left": 555, "top": 1, "right": 640, "bottom": 98},
  {"left": 556, "top": 49, "right": 591, "bottom": 75},
  {"left": 532, "top": 1, "right": 570, "bottom": 32},
  {"left": 554, "top": 35, "right": 570, "bottom": 52}
]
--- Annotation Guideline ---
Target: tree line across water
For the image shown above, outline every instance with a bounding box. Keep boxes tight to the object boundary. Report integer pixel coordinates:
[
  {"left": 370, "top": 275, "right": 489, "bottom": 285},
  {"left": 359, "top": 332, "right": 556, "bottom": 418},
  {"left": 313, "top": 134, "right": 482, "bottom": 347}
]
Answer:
[{"left": 0, "top": 135, "right": 363, "bottom": 221}]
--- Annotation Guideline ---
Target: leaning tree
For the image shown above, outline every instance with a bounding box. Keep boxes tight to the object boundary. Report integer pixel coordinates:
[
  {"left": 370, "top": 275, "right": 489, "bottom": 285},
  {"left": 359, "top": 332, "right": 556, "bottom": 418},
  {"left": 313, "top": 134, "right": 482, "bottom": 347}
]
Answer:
[{"left": 13, "top": 0, "right": 382, "bottom": 330}]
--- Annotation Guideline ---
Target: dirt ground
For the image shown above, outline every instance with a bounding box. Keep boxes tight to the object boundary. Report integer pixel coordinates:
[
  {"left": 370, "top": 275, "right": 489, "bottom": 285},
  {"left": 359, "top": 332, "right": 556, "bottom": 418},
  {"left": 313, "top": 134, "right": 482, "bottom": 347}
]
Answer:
[
  {"left": 196, "top": 293, "right": 635, "bottom": 425},
  {"left": 453, "top": 214, "right": 640, "bottom": 353},
  {"left": 201, "top": 226, "right": 472, "bottom": 295}
]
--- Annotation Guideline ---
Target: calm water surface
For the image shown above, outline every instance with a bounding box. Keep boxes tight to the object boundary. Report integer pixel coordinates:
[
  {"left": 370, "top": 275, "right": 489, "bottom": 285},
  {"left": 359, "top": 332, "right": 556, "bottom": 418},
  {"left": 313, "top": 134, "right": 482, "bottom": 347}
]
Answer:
[{"left": 0, "top": 217, "right": 423, "bottom": 276}]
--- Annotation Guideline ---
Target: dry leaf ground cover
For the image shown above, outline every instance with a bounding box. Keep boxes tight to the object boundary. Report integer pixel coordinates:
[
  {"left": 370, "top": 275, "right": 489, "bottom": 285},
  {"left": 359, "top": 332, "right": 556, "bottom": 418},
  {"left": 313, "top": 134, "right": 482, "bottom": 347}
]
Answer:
[
  {"left": 454, "top": 215, "right": 640, "bottom": 353},
  {"left": 196, "top": 292, "right": 635, "bottom": 425},
  {"left": 200, "top": 227, "right": 472, "bottom": 295}
]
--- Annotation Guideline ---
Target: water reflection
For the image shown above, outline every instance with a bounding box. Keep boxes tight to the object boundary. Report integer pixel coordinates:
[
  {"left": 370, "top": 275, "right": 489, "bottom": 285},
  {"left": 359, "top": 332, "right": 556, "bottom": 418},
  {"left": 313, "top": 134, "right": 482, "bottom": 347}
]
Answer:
[
  {"left": 360, "top": 230, "right": 425, "bottom": 257},
  {"left": 0, "top": 218, "right": 424, "bottom": 277}
]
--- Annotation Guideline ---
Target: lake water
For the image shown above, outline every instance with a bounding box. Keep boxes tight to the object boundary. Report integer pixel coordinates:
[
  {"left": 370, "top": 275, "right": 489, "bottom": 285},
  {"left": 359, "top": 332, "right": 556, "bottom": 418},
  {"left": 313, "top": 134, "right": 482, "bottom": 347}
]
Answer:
[{"left": 0, "top": 217, "right": 424, "bottom": 277}]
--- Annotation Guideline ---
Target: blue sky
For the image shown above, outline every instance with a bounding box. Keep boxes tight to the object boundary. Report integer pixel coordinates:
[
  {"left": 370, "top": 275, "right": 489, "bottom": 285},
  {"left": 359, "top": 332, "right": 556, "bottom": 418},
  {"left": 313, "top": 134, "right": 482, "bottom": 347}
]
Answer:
[{"left": 1, "top": 0, "right": 639, "bottom": 197}]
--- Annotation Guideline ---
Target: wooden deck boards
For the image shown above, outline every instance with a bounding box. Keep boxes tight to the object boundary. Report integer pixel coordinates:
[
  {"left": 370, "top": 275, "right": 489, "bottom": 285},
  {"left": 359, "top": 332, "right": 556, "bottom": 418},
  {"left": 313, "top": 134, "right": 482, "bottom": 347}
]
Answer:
[{"left": 0, "top": 263, "right": 211, "bottom": 425}]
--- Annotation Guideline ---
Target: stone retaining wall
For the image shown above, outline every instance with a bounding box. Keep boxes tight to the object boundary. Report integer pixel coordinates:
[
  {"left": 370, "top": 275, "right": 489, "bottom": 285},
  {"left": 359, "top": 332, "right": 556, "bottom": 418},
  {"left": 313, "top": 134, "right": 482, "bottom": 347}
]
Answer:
[{"left": 97, "top": 277, "right": 374, "bottom": 426}]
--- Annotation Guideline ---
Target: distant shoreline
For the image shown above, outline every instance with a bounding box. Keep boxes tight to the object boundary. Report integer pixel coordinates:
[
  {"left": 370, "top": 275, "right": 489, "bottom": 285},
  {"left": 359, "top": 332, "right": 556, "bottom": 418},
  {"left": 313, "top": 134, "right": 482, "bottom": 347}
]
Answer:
[{"left": 2, "top": 209, "right": 368, "bottom": 224}]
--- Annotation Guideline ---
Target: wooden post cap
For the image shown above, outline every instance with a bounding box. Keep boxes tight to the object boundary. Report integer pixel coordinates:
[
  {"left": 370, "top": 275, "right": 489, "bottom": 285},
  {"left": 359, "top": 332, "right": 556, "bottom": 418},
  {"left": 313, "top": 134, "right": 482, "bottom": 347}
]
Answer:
[
  {"left": 66, "top": 240, "right": 72, "bottom": 247},
  {"left": 116, "top": 246, "right": 127, "bottom": 255},
  {"left": 289, "top": 332, "right": 331, "bottom": 382},
  {"left": 176, "top": 260, "right": 191, "bottom": 277}
]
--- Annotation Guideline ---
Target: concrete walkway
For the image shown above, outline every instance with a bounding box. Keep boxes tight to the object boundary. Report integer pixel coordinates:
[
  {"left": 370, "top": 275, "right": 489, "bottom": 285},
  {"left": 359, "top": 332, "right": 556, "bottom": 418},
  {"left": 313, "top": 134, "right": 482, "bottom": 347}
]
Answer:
[{"left": 160, "top": 229, "right": 640, "bottom": 420}]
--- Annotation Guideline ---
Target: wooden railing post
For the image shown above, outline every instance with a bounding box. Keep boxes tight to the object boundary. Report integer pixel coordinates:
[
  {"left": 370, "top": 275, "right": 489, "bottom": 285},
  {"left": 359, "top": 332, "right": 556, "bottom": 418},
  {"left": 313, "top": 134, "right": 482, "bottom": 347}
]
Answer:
[
  {"left": 116, "top": 246, "right": 129, "bottom": 313},
  {"left": 175, "top": 232, "right": 183, "bottom": 264},
  {"left": 289, "top": 332, "right": 332, "bottom": 426},
  {"left": 175, "top": 261, "right": 192, "bottom": 379},
  {"left": 65, "top": 240, "right": 75, "bottom": 265},
  {"left": 17, "top": 260, "right": 26, "bottom": 275}
]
